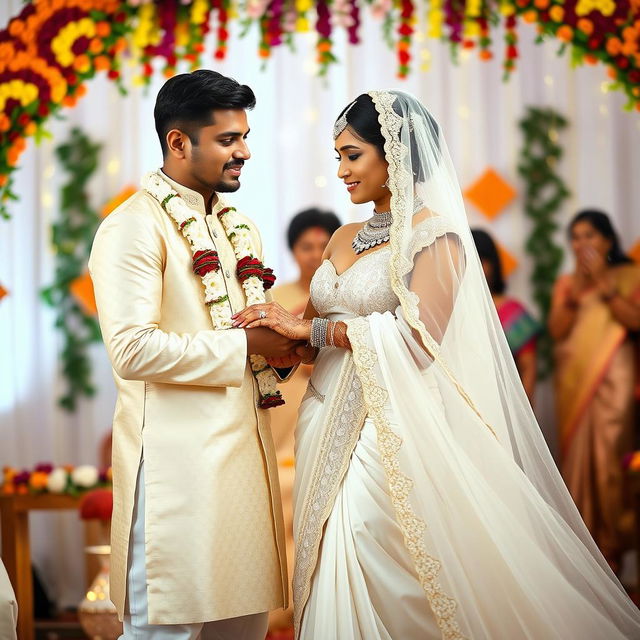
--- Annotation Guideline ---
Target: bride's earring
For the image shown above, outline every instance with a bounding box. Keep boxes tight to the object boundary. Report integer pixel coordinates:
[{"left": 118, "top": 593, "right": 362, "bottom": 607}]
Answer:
[{"left": 381, "top": 178, "right": 389, "bottom": 188}]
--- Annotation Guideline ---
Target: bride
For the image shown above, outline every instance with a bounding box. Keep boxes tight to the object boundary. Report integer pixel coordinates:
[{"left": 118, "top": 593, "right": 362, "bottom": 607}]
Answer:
[{"left": 232, "top": 90, "right": 640, "bottom": 639}]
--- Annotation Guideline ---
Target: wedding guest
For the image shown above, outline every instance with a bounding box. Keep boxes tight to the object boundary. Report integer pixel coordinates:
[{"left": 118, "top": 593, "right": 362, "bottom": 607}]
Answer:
[
  {"left": 549, "top": 209, "right": 640, "bottom": 571},
  {"left": 472, "top": 229, "right": 541, "bottom": 403}
]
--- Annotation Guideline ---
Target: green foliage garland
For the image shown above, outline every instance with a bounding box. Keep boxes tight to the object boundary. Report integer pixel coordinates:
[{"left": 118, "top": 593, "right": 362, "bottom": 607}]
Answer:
[
  {"left": 517, "top": 107, "right": 570, "bottom": 378},
  {"left": 41, "top": 128, "right": 102, "bottom": 411}
]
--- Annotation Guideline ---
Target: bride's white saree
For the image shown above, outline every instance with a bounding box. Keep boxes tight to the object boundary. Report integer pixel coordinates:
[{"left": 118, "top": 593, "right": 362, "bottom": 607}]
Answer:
[{"left": 293, "top": 90, "right": 640, "bottom": 639}]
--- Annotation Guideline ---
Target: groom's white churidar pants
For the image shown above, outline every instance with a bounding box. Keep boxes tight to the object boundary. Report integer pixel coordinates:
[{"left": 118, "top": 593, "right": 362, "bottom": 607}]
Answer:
[{"left": 119, "top": 463, "right": 268, "bottom": 640}]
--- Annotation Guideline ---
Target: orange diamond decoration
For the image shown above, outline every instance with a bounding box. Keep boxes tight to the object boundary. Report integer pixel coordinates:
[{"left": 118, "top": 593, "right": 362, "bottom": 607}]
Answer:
[
  {"left": 70, "top": 271, "right": 97, "bottom": 315},
  {"left": 0, "top": 283, "right": 8, "bottom": 302},
  {"left": 629, "top": 239, "right": 640, "bottom": 264},
  {"left": 101, "top": 185, "right": 137, "bottom": 218},
  {"left": 464, "top": 168, "right": 517, "bottom": 220},
  {"left": 496, "top": 240, "right": 519, "bottom": 278}
]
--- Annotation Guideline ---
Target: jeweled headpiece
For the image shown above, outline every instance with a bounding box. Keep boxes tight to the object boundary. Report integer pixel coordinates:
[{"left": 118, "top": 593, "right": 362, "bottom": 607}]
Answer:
[{"left": 333, "top": 100, "right": 357, "bottom": 139}]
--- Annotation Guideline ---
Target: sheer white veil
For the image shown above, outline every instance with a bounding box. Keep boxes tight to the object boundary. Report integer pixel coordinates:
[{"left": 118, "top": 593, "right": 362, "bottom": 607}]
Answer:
[{"left": 338, "top": 89, "right": 640, "bottom": 637}]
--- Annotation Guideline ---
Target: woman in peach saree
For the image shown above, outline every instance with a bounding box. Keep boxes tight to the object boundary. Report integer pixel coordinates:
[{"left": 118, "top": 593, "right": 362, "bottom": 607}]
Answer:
[{"left": 550, "top": 209, "right": 640, "bottom": 570}]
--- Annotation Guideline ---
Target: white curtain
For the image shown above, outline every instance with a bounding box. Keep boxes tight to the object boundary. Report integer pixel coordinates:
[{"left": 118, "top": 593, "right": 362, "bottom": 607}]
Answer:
[{"left": 0, "top": 0, "right": 638, "bottom": 608}]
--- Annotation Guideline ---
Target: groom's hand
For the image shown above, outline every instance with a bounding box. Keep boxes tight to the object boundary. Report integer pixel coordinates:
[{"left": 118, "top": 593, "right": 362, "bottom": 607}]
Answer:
[
  {"left": 245, "top": 327, "right": 301, "bottom": 358},
  {"left": 267, "top": 353, "right": 302, "bottom": 368}
]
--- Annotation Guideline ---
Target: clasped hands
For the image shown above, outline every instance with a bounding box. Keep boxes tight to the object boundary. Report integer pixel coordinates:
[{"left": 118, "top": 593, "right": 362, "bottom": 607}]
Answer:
[{"left": 234, "top": 302, "right": 315, "bottom": 368}]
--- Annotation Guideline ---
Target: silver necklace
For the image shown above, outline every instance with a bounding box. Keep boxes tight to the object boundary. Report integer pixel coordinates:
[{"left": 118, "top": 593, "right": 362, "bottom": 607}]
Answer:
[{"left": 352, "top": 198, "right": 423, "bottom": 255}]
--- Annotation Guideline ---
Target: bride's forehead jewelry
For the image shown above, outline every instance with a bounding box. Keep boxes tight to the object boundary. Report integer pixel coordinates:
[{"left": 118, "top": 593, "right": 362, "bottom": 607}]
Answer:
[{"left": 333, "top": 100, "right": 357, "bottom": 140}]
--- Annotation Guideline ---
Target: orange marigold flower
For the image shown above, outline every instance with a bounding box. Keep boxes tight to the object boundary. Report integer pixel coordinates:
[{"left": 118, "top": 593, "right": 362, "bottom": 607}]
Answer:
[
  {"left": 479, "top": 49, "right": 493, "bottom": 60},
  {"left": 556, "top": 25, "right": 573, "bottom": 42},
  {"left": 89, "top": 38, "right": 104, "bottom": 54},
  {"left": 113, "top": 37, "right": 127, "bottom": 53},
  {"left": 25, "top": 122, "right": 37, "bottom": 136},
  {"left": 606, "top": 37, "right": 622, "bottom": 56},
  {"left": 622, "top": 41, "right": 637, "bottom": 56},
  {"left": 0, "top": 114, "right": 10, "bottom": 132},
  {"left": 523, "top": 10, "right": 538, "bottom": 23},
  {"left": 259, "top": 48, "right": 271, "bottom": 59},
  {"left": 622, "top": 26, "right": 638, "bottom": 42},
  {"left": 73, "top": 55, "right": 91, "bottom": 73},
  {"left": 0, "top": 174, "right": 7, "bottom": 187},
  {"left": 577, "top": 19, "right": 594, "bottom": 35},
  {"left": 317, "top": 41, "right": 332, "bottom": 53},
  {"left": 63, "top": 94, "right": 77, "bottom": 108},
  {"left": 534, "top": 0, "right": 549, "bottom": 9},
  {"left": 94, "top": 55, "right": 111, "bottom": 71},
  {"left": 584, "top": 54, "right": 597, "bottom": 65},
  {"left": 95, "top": 21, "right": 111, "bottom": 37},
  {"left": 163, "top": 67, "right": 176, "bottom": 78},
  {"left": 8, "top": 19, "right": 25, "bottom": 37},
  {"left": 549, "top": 5, "right": 564, "bottom": 21},
  {"left": 30, "top": 472, "right": 49, "bottom": 490},
  {"left": 75, "top": 84, "right": 87, "bottom": 98}
]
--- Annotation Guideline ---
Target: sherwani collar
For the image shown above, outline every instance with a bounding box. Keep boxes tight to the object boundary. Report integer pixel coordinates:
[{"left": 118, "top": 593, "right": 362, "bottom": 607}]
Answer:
[{"left": 159, "top": 169, "right": 227, "bottom": 217}]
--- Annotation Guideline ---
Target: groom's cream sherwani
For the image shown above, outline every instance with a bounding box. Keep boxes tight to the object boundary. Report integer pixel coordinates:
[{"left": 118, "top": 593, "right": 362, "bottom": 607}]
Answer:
[{"left": 88, "top": 173, "right": 287, "bottom": 625}]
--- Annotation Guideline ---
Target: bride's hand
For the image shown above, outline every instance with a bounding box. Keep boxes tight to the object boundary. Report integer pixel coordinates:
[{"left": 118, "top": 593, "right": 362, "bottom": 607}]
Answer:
[{"left": 232, "top": 302, "right": 311, "bottom": 341}]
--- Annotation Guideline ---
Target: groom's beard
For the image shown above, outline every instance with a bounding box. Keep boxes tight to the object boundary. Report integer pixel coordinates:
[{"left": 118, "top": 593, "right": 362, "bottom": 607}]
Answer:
[{"left": 213, "top": 160, "right": 245, "bottom": 193}]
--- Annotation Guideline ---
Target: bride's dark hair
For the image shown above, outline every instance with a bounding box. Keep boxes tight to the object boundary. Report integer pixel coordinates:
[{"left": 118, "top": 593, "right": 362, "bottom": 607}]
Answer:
[{"left": 335, "top": 92, "right": 440, "bottom": 182}]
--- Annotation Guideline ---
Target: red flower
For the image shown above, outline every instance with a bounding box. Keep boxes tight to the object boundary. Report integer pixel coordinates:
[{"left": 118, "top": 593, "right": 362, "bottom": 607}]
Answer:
[
  {"left": 262, "top": 267, "right": 276, "bottom": 290},
  {"left": 616, "top": 55, "right": 630, "bottom": 70},
  {"left": 193, "top": 249, "right": 220, "bottom": 277},
  {"left": 80, "top": 488, "right": 113, "bottom": 521},
  {"left": 398, "top": 50, "right": 411, "bottom": 65},
  {"left": 628, "top": 69, "right": 640, "bottom": 84},
  {"left": 236, "top": 256, "right": 264, "bottom": 281},
  {"left": 260, "top": 393, "right": 285, "bottom": 409}
]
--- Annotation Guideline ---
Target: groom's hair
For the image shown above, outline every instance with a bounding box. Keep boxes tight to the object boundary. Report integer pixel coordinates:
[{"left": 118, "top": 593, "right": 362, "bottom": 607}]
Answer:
[{"left": 154, "top": 70, "right": 256, "bottom": 157}]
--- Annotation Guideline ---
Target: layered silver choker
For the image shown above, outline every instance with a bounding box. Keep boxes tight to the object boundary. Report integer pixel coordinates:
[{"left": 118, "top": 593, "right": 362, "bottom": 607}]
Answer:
[{"left": 352, "top": 199, "right": 423, "bottom": 255}]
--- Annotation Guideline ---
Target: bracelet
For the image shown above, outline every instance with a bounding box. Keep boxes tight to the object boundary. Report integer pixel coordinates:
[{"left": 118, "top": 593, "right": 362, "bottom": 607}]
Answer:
[
  {"left": 310, "top": 317, "right": 329, "bottom": 348},
  {"left": 328, "top": 320, "right": 337, "bottom": 347}
]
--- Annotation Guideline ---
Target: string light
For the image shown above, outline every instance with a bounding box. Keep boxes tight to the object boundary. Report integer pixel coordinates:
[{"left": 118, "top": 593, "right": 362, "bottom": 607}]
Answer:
[
  {"left": 599, "top": 104, "right": 608, "bottom": 117},
  {"left": 107, "top": 158, "right": 120, "bottom": 175},
  {"left": 544, "top": 75, "right": 554, "bottom": 87},
  {"left": 41, "top": 192, "right": 53, "bottom": 209},
  {"left": 44, "top": 165, "right": 55, "bottom": 180}
]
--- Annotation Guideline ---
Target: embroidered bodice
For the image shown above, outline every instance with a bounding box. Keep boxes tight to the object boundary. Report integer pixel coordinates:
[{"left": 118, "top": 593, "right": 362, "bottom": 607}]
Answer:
[{"left": 310, "top": 247, "right": 399, "bottom": 318}]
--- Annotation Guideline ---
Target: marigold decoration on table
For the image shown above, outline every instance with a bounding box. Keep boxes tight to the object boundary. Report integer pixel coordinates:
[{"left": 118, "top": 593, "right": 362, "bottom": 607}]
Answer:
[
  {"left": 0, "top": 1, "right": 639, "bottom": 220},
  {"left": 141, "top": 171, "right": 284, "bottom": 409},
  {"left": 623, "top": 450, "right": 640, "bottom": 472},
  {"left": 2, "top": 463, "right": 112, "bottom": 497}
]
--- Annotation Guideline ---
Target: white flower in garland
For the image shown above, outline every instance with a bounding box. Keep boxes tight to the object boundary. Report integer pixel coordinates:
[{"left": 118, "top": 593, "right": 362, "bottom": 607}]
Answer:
[{"left": 142, "top": 171, "right": 284, "bottom": 408}]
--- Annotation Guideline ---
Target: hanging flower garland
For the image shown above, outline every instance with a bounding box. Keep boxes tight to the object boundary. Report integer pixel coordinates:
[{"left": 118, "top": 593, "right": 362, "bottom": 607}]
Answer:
[
  {"left": 0, "top": 0, "right": 638, "bottom": 220},
  {"left": 517, "top": 106, "right": 570, "bottom": 378},
  {"left": 141, "top": 171, "right": 284, "bottom": 409}
]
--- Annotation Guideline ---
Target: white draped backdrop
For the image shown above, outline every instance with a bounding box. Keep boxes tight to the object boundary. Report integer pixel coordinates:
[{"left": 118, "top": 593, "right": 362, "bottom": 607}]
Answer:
[{"left": 0, "top": 0, "right": 639, "bottom": 609}]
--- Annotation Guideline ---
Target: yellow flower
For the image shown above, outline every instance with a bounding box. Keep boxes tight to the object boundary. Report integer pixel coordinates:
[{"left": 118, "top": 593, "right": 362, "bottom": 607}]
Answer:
[
  {"left": 51, "top": 18, "right": 96, "bottom": 68},
  {"left": 190, "top": 0, "right": 209, "bottom": 25},
  {"left": 576, "top": 0, "right": 615, "bottom": 17}
]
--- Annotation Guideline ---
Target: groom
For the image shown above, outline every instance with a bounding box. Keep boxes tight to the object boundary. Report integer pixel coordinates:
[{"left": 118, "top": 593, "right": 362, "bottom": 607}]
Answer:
[{"left": 89, "top": 70, "right": 296, "bottom": 638}]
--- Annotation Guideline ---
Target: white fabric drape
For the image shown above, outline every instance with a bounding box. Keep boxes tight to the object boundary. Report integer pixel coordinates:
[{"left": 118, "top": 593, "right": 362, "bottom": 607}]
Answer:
[{"left": 0, "top": 0, "right": 639, "bottom": 607}]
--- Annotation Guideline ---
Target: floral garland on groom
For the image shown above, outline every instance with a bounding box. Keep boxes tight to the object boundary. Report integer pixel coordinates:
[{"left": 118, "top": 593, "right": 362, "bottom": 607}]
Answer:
[{"left": 142, "top": 171, "right": 284, "bottom": 409}]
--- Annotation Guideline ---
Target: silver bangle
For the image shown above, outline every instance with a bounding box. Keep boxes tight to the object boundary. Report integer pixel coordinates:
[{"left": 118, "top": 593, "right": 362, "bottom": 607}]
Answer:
[{"left": 310, "top": 317, "right": 329, "bottom": 349}]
